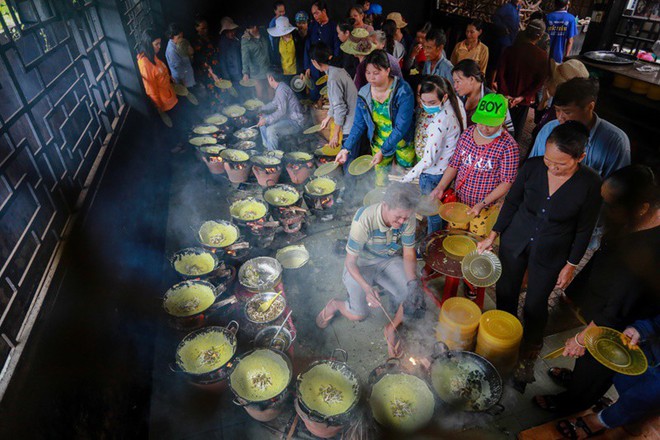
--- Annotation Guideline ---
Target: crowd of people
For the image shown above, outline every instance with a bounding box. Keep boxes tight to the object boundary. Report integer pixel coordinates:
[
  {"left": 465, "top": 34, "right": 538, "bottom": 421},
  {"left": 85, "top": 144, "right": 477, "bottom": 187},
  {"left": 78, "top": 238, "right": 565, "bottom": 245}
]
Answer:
[{"left": 135, "top": 0, "right": 659, "bottom": 436}]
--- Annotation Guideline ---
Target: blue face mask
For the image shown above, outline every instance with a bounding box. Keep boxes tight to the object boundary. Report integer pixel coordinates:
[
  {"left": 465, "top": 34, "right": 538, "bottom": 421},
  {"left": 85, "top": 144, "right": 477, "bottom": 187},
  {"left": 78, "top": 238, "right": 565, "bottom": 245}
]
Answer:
[
  {"left": 422, "top": 104, "right": 441, "bottom": 114},
  {"left": 476, "top": 126, "right": 503, "bottom": 140}
]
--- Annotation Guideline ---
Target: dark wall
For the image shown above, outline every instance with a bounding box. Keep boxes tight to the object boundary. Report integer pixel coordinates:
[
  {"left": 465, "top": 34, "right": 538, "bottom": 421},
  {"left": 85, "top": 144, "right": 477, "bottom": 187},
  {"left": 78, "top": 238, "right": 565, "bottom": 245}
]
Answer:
[{"left": 160, "top": 0, "right": 433, "bottom": 36}]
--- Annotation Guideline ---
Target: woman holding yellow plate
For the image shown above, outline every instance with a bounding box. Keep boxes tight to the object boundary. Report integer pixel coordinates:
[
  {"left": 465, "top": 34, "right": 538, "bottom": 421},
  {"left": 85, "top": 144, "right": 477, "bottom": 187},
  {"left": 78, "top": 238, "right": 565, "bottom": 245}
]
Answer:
[
  {"left": 310, "top": 42, "right": 358, "bottom": 149},
  {"left": 335, "top": 50, "right": 415, "bottom": 187}
]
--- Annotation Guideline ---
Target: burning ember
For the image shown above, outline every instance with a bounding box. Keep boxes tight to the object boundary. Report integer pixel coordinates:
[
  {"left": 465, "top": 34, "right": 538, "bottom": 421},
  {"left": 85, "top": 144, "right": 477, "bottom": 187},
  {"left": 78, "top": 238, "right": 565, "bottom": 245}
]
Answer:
[
  {"left": 228, "top": 162, "right": 248, "bottom": 170},
  {"left": 209, "top": 157, "right": 224, "bottom": 163},
  {"left": 320, "top": 195, "right": 334, "bottom": 209},
  {"left": 408, "top": 357, "right": 417, "bottom": 366}
]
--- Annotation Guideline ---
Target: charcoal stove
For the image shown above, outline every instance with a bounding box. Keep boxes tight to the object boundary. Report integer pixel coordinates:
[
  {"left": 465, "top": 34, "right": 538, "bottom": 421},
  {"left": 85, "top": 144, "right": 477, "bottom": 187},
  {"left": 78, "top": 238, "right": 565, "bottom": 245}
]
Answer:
[{"left": 303, "top": 176, "right": 340, "bottom": 221}]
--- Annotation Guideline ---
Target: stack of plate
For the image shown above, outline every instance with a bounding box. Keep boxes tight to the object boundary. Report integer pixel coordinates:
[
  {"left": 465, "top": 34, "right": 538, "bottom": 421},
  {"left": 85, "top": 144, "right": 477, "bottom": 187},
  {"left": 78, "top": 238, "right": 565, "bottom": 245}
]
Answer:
[
  {"left": 436, "top": 297, "right": 482, "bottom": 351},
  {"left": 475, "top": 310, "right": 523, "bottom": 374}
]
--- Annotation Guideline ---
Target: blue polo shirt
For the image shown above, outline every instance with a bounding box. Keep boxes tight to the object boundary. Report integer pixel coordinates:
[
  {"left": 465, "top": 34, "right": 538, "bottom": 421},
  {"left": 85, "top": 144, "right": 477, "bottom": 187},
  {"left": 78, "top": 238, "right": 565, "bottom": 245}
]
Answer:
[
  {"left": 422, "top": 57, "right": 454, "bottom": 84},
  {"left": 546, "top": 10, "right": 578, "bottom": 63},
  {"left": 529, "top": 115, "right": 631, "bottom": 178}
]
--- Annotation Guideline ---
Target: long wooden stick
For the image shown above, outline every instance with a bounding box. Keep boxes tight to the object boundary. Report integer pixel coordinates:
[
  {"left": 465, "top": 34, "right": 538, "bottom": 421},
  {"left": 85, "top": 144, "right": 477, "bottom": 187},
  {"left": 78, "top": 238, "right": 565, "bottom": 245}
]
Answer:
[
  {"left": 286, "top": 414, "right": 299, "bottom": 440},
  {"left": 542, "top": 346, "right": 565, "bottom": 360}
]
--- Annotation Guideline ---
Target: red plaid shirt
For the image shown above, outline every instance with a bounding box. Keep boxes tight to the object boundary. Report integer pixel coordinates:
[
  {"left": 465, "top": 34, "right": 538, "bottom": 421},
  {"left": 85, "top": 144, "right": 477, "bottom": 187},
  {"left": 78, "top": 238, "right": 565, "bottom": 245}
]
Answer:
[{"left": 448, "top": 125, "right": 519, "bottom": 207}]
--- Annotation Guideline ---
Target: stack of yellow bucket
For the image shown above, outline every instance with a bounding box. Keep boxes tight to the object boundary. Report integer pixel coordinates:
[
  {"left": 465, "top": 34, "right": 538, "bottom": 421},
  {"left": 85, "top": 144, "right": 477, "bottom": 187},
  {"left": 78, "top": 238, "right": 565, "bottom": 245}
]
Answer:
[
  {"left": 436, "top": 298, "right": 482, "bottom": 351},
  {"left": 476, "top": 310, "right": 523, "bottom": 375}
]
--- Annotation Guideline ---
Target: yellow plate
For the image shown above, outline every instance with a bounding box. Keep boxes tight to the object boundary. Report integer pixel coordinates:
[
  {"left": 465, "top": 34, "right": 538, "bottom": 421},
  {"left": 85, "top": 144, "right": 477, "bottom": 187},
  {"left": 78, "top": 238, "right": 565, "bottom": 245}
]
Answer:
[
  {"left": 347, "top": 155, "right": 374, "bottom": 176},
  {"left": 316, "top": 143, "right": 341, "bottom": 156},
  {"left": 303, "top": 124, "right": 323, "bottom": 135},
  {"left": 442, "top": 235, "right": 477, "bottom": 258},
  {"left": 215, "top": 79, "right": 233, "bottom": 89},
  {"left": 320, "top": 85, "right": 328, "bottom": 96},
  {"left": 240, "top": 79, "right": 257, "bottom": 87},
  {"left": 461, "top": 251, "right": 502, "bottom": 288},
  {"left": 478, "top": 310, "right": 523, "bottom": 346},
  {"left": 584, "top": 326, "right": 648, "bottom": 376},
  {"left": 417, "top": 195, "right": 441, "bottom": 216},
  {"left": 440, "top": 297, "right": 482, "bottom": 330},
  {"left": 314, "top": 161, "right": 340, "bottom": 177},
  {"left": 438, "top": 202, "right": 475, "bottom": 224},
  {"left": 315, "top": 75, "right": 328, "bottom": 86}
]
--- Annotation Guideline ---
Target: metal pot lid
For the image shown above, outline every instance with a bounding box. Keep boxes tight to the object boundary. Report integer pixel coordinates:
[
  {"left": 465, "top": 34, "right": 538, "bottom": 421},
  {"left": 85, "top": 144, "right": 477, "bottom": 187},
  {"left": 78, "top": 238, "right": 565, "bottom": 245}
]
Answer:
[
  {"left": 238, "top": 256, "right": 282, "bottom": 291},
  {"left": 198, "top": 220, "right": 239, "bottom": 248},
  {"left": 230, "top": 348, "right": 292, "bottom": 402},
  {"left": 163, "top": 280, "right": 217, "bottom": 317},
  {"left": 229, "top": 197, "right": 268, "bottom": 222},
  {"left": 176, "top": 324, "right": 238, "bottom": 375},
  {"left": 369, "top": 372, "right": 435, "bottom": 432},
  {"left": 171, "top": 247, "right": 219, "bottom": 278}
]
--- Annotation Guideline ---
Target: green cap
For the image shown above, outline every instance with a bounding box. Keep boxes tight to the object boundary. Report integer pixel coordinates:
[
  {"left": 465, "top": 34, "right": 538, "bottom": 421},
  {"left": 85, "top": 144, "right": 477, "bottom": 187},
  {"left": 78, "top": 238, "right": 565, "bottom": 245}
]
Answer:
[{"left": 471, "top": 93, "right": 508, "bottom": 127}]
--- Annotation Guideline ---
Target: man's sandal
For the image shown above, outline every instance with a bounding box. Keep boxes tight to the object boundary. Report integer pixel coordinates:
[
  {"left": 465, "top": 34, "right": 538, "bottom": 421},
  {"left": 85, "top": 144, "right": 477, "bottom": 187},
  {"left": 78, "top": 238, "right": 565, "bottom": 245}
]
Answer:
[
  {"left": 315, "top": 307, "right": 334, "bottom": 329},
  {"left": 548, "top": 367, "right": 573, "bottom": 388},
  {"left": 556, "top": 417, "right": 606, "bottom": 439}
]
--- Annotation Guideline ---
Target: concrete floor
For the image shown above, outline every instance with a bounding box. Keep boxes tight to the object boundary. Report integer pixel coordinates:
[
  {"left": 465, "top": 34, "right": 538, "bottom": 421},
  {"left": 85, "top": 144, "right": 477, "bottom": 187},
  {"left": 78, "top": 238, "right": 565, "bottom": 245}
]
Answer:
[{"left": 148, "top": 140, "right": 611, "bottom": 439}]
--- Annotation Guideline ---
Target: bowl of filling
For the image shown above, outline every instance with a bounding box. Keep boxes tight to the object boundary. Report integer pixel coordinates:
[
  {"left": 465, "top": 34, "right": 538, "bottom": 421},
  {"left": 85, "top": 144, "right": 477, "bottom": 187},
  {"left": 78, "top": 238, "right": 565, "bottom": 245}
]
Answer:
[{"left": 244, "top": 291, "right": 286, "bottom": 324}]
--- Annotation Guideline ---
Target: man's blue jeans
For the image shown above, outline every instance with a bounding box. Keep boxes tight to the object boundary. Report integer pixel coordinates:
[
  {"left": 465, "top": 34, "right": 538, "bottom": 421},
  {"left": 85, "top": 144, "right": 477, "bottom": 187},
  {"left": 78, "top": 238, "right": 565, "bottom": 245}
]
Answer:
[
  {"left": 259, "top": 119, "right": 301, "bottom": 151},
  {"left": 599, "top": 365, "right": 660, "bottom": 428},
  {"left": 419, "top": 172, "right": 443, "bottom": 234}
]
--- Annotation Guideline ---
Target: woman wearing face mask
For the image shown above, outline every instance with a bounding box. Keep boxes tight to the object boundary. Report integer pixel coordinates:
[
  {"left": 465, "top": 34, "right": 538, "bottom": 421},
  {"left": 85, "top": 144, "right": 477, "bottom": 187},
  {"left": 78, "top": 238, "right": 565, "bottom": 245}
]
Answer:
[
  {"left": 335, "top": 50, "right": 415, "bottom": 187},
  {"left": 477, "top": 121, "right": 602, "bottom": 386},
  {"left": 430, "top": 93, "right": 519, "bottom": 237},
  {"left": 402, "top": 76, "right": 466, "bottom": 233},
  {"left": 452, "top": 59, "right": 515, "bottom": 136}
]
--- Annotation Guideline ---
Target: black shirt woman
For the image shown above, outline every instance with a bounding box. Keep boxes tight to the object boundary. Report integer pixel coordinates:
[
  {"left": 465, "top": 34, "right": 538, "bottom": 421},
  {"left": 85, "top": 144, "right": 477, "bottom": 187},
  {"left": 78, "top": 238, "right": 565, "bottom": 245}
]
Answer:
[
  {"left": 478, "top": 121, "right": 602, "bottom": 384},
  {"left": 533, "top": 164, "right": 660, "bottom": 418}
]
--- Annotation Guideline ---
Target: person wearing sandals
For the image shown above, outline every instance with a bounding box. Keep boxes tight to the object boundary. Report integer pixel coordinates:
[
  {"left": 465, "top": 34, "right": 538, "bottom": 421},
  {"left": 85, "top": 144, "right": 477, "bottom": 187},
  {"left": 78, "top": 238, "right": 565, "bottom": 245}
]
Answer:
[
  {"left": 533, "top": 165, "right": 660, "bottom": 416},
  {"left": 554, "top": 315, "right": 660, "bottom": 439},
  {"left": 401, "top": 76, "right": 466, "bottom": 234},
  {"left": 478, "top": 122, "right": 602, "bottom": 388},
  {"left": 314, "top": 183, "right": 425, "bottom": 358}
]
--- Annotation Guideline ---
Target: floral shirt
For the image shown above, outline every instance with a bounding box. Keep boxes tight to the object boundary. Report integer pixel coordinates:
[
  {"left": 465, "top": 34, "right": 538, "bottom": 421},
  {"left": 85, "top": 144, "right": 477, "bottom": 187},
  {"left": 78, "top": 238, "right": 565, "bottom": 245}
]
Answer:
[
  {"left": 371, "top": 91, "right": 415, "bottom": 167},
  {"left": 402, "top": 100, "right": 466, "bottom": 182}
]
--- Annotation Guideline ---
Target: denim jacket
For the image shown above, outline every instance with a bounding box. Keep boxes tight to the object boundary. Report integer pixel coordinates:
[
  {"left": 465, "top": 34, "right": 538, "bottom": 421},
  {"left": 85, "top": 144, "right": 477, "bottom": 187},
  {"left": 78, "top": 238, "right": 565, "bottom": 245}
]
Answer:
[{"left": 342, "top": 76, "right": 415, "bottom": 159}]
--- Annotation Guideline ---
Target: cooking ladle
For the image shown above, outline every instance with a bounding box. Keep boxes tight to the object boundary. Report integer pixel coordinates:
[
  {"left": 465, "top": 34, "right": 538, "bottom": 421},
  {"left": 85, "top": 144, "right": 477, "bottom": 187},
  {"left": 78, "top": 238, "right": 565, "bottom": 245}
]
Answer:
[{"left": 258, "top": 289, "right": 283, "bottom": 312}]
